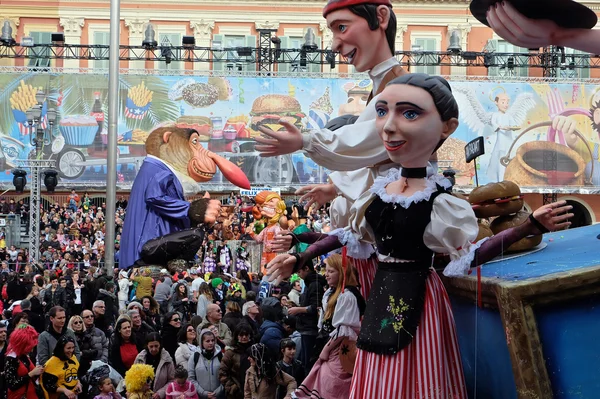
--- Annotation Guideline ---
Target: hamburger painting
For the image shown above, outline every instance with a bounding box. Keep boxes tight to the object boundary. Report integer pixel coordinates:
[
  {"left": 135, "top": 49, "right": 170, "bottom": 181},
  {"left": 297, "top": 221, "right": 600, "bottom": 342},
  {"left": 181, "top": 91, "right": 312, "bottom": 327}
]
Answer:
[{"left": 248, "top": 94, "right": 305, "bottom": 137}]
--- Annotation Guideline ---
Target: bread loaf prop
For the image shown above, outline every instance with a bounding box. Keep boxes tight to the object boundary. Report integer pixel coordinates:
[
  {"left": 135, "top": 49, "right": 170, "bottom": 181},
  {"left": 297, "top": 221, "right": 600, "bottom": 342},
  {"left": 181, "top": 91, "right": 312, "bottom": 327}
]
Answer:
[{"left": 468, "top": 181, "right": 524, "bottom": 218}]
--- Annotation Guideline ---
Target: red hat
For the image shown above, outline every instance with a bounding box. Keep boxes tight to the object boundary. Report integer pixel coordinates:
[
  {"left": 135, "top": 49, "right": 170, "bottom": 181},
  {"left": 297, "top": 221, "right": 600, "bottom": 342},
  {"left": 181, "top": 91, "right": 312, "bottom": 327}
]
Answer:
[{"left": 323, "top": 0, "right": 392, "bottom": 17}]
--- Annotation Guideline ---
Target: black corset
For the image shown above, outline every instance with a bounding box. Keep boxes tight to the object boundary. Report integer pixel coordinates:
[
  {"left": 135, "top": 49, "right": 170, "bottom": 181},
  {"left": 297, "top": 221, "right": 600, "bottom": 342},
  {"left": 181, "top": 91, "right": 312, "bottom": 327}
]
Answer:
[{"left": 365, "top": 186, "right": 448, "bottom": 261}]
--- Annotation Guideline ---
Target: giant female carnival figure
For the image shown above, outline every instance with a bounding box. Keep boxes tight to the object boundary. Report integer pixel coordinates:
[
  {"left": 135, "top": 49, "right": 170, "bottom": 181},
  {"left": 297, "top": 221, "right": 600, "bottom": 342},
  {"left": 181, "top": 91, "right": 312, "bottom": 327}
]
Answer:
[
  {"left": 266, "top": 74, "right": 573, "bottom": 398},
  {"left": 120, "top": 126, "right": 250, "bottom": 273}
]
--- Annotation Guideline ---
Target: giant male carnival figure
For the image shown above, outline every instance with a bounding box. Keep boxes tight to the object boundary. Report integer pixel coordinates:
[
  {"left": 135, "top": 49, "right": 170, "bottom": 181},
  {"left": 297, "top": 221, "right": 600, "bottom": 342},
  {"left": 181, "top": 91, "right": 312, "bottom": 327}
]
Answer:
[
  {"left": 256, "top": 0, "right": 421, "bottom": 300},
  {"left": 120, "top": 126, "right": 250, "bottom": 271}
]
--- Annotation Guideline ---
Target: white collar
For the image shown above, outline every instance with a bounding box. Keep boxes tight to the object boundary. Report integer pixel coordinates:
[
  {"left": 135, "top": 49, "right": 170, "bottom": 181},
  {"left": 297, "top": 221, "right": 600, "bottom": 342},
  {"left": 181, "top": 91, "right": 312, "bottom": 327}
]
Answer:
[
  {"left": 146, "top": 155, "right": 201, "bottom": 196},
  {"left": 369, "top": 57, "right": 400, "bottom": 95}
]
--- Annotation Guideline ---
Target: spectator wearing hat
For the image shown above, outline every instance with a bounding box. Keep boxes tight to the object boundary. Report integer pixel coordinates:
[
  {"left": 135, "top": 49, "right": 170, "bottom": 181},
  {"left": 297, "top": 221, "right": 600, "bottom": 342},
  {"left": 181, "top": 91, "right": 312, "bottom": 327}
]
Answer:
[
  {"left": 118, "top": 270, "right": 132, "bottom": 311},
  {"left": 211, "top": 278, "right": 224, "bottom": 304},
  {"left": 258, "top": 298, "right": 286, "bottom": 356},
  {"left": 154, "top": 275, "right": 172, "bottom": 315}
]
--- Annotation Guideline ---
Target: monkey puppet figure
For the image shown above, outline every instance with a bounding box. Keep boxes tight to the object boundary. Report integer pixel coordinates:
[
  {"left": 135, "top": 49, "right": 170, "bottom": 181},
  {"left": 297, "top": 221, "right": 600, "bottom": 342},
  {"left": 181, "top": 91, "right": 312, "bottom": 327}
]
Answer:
[
  {"left": 120, "top": 126, "right": 250, "bottom": 272},
  {"left": 267, "top": 74, "right": 573, "bottom": 399}
]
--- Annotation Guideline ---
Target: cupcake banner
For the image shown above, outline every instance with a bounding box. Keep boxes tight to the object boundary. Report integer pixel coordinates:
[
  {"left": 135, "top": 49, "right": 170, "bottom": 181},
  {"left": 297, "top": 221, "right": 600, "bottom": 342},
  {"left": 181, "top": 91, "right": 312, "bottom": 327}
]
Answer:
[{"left": 125, "top": 82, "right": 153, "bottom": 120}]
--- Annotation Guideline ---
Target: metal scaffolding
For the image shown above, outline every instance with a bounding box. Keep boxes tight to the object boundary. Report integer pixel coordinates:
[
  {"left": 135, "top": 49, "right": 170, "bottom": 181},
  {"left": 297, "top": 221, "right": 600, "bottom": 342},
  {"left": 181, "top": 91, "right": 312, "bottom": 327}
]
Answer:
[
  {"left": 16, "top": 159, "right": 55, "bottom": 262},
  {"left": 2, "top": 43, "right": 600, "bottom": 70}
]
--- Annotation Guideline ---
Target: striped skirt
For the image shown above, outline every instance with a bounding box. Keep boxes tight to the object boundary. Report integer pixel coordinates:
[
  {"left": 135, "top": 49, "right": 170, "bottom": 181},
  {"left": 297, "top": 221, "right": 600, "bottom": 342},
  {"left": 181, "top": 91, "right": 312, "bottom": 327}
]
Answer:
[
  {"left": 349, "top": 271, "right": 467, "bottom": 399},
  {"left": 349, "top": 256, "right": 378, "bottom": 300}
]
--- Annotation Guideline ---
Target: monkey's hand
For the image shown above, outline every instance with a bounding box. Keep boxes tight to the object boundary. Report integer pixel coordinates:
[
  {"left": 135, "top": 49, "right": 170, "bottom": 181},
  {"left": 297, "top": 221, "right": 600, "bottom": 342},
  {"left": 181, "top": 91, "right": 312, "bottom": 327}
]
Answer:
[{"left": 189, "top": 199, "right": 221, "bottom": 226}]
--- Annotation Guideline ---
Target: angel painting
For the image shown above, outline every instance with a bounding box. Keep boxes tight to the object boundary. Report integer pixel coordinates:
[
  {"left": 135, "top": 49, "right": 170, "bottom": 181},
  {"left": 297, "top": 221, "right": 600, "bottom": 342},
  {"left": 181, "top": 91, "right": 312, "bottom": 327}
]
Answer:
[{"left": 454, "top": 86, "right": 536, "bottom": 181}]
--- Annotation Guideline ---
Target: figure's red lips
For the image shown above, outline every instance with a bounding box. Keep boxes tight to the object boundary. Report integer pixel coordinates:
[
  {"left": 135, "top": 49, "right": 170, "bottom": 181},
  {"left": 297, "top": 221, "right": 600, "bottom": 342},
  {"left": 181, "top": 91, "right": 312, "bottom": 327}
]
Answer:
[{"left": 384, "top": 140, "right": 406, "bottom": 152}]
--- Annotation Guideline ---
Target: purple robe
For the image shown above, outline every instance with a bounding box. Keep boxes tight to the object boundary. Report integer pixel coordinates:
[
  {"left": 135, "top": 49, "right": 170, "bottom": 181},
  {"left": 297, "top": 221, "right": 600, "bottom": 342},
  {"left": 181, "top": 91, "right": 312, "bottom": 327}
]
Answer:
[{"left": 120, "top": 156, "right": 191, "bottom": 269}]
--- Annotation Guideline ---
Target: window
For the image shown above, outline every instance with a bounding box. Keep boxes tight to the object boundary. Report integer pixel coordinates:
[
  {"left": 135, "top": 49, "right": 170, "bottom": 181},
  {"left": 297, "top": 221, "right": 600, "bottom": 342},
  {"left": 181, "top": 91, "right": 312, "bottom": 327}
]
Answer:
[
  {"left": 410, "top": 37, "right": 439, "bottom": 75},
  {"left": 28, "top": 32, "right": 52, "bottom": 68},
  {"left": 487, "top": 39, "right": 529, "bottom": 78},
  {"left": 560, "top": 48, "right": 590, "bottom": 79},
  {"left": 212, "top": 34, "right": 257, "bottom": 72},
  {"left": 158, "top": 32, "right": 182, "bottom": 70},
  {"left": 278, "top": 36, "right": 322, "bottom": 74},
  {"left": 93, "top": 31, "right": 110, "bottom": 70}
]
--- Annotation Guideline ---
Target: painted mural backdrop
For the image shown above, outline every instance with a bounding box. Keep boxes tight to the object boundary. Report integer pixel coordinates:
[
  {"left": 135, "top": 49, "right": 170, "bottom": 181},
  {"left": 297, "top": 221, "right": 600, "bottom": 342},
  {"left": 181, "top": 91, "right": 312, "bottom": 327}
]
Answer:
[{"left": 0, "top": 71, "right": 599, "bottom": 191}]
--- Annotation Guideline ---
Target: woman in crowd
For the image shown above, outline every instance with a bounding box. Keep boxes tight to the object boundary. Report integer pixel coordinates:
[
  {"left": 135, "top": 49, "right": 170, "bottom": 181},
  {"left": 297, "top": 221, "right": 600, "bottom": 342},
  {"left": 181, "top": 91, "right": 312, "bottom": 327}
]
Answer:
[
  {"left": 218, "top": 323, "right": 254, "bottom": 399},
  {"left": 68, "top": 315, "right": 96, "bottom": 378},
  {"left": 141, "top": 296, "right": 161, "bottom": 331},
  {"left": 295, "top": 254, "right": 364, "bottom": 399},
  {"left": 189, "top": 329, "right": 224, "bottom": 399},
  {"left": 169, "top": 283, "right": 190, "bottom": 321},
  {"left": 26, "top": 284, "right": 43, "bottom": 315},
  {"left": 160, "top": 312, "right": 182, "bottom": 362},
  {"left": 41, "top": 335, "right": 82, "bottom": 399},
  {"left": 134, "top": 332, "right": 176, "bottom": 399},
  {"left": 66, "top": 270, "right": 86, "bottom": 317},
  {"left": 244, "top": 343, "right": 296, "bottom": 399},
  {"left": 196, "top": 283, "right": 213, "bottom": 320},
  {"left": 5, "top": 325, "right": 43, "bottom": 399},
  {"left": 108, "top": 316, "right": 139, "bottom": 378},
  {"left": 222, "top": 301, "right": 242, "bottom": 335},
  {"left": 174, "top": 323, "right": 198, "bottom": 369}
]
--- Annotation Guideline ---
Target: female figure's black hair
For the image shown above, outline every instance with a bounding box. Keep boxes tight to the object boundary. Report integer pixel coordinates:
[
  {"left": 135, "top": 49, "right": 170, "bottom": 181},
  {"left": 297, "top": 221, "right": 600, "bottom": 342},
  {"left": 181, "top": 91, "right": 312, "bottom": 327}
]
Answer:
[
  {"left": 349, "top": 4, "right": 397, "bottom": 55},
  {"left": 145, "top": 332, "right": 162, "bottom": 345}
]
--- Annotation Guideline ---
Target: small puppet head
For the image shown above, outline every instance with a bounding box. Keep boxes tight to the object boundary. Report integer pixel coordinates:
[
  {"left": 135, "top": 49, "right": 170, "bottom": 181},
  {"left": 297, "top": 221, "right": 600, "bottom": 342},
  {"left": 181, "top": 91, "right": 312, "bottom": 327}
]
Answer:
[
  {"left": 124, "top": 364, "right": 155, "bottom": 393},
  {"left": 145, "top": 126, "right": 250, "bottom": 189},
  {"left": 375, "top": 73, "right": 459, "bottom": 168},
  {"left": 252, "top": 191, "right": 286, "bottom": 226}
]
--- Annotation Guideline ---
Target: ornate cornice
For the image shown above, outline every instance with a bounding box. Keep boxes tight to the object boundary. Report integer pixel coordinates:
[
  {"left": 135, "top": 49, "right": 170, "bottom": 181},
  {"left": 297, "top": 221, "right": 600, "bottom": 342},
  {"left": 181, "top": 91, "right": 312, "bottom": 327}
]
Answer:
[
  {"left": 59, "top": 17, "right": 85, "bottom": 36},
  {"left": 124, "top": 18, "right": 148, "bottom": 36},
  {"left": 255, "top": 20, "right": 279, "bottom": 31},
  {"left": 190, "top": 19, "right": 215, "bottom": 37},
  {"left": 319, "top": 21, "right": 333, "bottom": 47}
]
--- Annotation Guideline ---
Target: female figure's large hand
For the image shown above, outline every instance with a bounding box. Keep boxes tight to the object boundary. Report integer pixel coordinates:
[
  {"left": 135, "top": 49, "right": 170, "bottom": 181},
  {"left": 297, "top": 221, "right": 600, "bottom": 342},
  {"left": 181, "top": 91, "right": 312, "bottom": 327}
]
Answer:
[
  {"left": 254, "top": 121, "right": 304, "bottom": 157},
  {"left": 270, "top": 234, "right": 294, "bottom": 253},
  {"left": 266, "top": 254, "right": 297, "bottom": 285},
  {"left": 296, "top": 184, "right": 337, "bottom": 210},
  {"left": 531, "top": 200, "right": 573, "bottom": 233},
  {"left": 486, "top": 2, "right": 565, "bottom": 48}
]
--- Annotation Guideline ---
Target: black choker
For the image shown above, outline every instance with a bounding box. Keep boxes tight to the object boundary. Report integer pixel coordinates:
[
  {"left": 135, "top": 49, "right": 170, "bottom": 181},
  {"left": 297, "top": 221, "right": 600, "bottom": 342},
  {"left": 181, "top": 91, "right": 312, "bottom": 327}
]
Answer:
[{"left": 401, "top": 167, "right": 427, "bottom": 179}]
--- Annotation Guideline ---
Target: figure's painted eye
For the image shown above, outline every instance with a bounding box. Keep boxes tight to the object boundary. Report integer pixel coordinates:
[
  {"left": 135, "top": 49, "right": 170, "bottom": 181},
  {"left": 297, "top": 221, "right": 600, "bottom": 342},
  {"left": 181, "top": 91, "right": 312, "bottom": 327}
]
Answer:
[
  {"left": 403, "top": 110, "right": 419, "bottom": 120},
  {"left": 376, "top": 107, "right": 387, "bottom": 117},
  {"left": 339, "top": 25, "right": 347, "bottom": 33},
  {"left": 191, "top": 138, "right": 198, "bottom": 145}
]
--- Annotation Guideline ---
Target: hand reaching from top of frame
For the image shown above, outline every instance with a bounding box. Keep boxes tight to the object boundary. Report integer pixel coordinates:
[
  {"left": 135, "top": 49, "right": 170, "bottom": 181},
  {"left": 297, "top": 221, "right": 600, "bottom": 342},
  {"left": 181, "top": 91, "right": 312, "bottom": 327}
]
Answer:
[{"left": 486, "top": 2, "right": 564, "bottom": 49}]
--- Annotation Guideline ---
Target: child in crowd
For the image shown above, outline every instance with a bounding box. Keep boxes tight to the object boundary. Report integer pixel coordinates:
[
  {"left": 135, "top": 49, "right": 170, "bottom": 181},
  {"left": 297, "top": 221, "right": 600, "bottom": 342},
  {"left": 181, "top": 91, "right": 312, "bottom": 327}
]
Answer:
[
  {"left": 165, "top": 367, "right": 199, "bottom": 399},
  {"left": 93, "top": 377, "right": 122, "bottom": 399}
]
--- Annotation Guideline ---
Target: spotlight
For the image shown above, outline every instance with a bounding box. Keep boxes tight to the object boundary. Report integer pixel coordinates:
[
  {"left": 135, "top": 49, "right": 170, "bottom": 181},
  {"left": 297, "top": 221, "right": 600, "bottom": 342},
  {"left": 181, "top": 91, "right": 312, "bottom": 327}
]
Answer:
[
  {"left": 447, "top": 30, "right": 462, "bottom": 53},
  {"left": 142, "top": 24, "right": 157, "bottom": 49},
  {"left": 236, "top": 47, "right": 253, "bottom": 57},
  {"left": 326, "top": 50, "right": 336, "bottom": 69},
  {"left": 303, "top": 28, "right": 317, "bottom": 51},
  {"left": 43, "top": 170, "right": 58, "bottom": 193},
  {"left": 12, "top": 169, "right": 27, "bottom": 194},
  {"left": 161, "top": 46, "right": 172, "bottom": 65},
  {"left": 51, "top": 32, "right": 65, "bottom": 44},
  {"left": 182, "top": 36, "right": 195, "bottom": 48},
  {"left": 484, "top": 53, "right": 494, "bottom": 68},
  {"left": 507, "top": 56, "right": 515, "bottom": 70},
  {"left": 0, "top": 21, "right": 16, "bottom": 46}
]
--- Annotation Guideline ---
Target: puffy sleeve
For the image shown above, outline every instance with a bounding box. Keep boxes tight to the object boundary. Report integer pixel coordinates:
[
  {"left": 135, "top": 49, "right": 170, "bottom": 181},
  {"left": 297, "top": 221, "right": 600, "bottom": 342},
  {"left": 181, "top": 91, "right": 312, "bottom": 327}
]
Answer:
[
  {"left": 328, "top": 188, "right": 377, "bottom": 260},
  {"left": 424, "top": 193, "right": 489, "bottom": 277},
  {"left": 330, "top": 290, "right": 361, "bottom": 340},
  {"left": 301, "top": 99, "right": 389, "bottom": 171}
]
